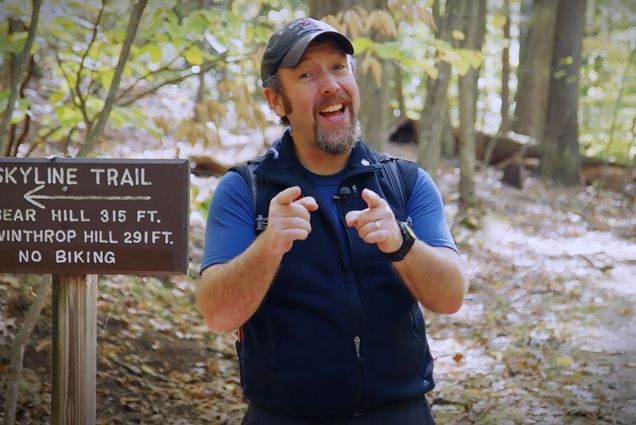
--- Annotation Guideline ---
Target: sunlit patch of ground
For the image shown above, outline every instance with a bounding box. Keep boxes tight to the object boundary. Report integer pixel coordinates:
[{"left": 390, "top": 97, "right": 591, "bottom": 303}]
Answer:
[{"left": 428, "top": 164, "right": 636, "bottom": 425}]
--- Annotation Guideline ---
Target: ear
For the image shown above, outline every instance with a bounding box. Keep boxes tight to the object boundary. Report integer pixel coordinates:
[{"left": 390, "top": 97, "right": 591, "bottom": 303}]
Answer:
[{"left": 263, "top": 87, "right": 286, "bottom": 118}]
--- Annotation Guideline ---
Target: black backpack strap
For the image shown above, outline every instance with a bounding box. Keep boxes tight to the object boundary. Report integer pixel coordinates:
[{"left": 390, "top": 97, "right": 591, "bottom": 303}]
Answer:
[
  {"left": 230, "top": 157, "right": 269, "bottom": 232},
  {"left": 394, "top": 158, "right": 419, "bottom": 205},
  {"left": 375, "top": 152, "right": 418, "bottom": 219},
  {"left": 231, "top": 160, "right": 259, "bottom": 213}
]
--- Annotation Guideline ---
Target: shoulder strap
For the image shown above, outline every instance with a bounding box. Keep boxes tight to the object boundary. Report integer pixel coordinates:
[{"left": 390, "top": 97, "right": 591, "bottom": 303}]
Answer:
[
  {"left": 375, "top": 152, "right": 418, "bottom": 214},
  {"left": 231, "top": 157, "right": 270, "bottom": 231},
  {"left": 232, "top": 160, "right": 260, "bottom": 213}
]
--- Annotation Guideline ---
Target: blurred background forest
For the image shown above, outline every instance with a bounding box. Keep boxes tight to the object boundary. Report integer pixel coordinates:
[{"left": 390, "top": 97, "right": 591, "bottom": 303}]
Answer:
[
  {"left": 1, "top": 0, "right": 635, "bottom": 424},
  {"left": 1, "top": 0, "right": 634, "bottom": 182}
]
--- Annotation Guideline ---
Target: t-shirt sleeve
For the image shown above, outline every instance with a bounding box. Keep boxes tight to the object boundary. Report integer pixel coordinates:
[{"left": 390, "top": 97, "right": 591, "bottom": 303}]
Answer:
[
  {"left": 407, "top": 168, "right": 457, "bottom": 252},
  {"left": 199, "top": 170, "right": 256, "bottom": 274}
]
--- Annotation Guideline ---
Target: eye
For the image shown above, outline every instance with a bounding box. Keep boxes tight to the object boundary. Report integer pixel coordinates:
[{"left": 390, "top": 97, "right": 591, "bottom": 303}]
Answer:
[
  {"left": 299, "top": 72, "right": 314, "bottom": 80},
  {"left": 333, "top": 63, "right": 347, "bottom": 71}
]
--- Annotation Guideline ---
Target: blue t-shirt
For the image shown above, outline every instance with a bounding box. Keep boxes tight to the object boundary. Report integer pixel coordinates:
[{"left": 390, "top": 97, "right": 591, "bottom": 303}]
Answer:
[{"left": 200, "top": 167, "right": 456, "bottom": 273}]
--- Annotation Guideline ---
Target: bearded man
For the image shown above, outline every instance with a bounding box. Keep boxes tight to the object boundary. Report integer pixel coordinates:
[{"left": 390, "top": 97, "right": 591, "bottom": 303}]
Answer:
[{"left": 197, "top": 17, "right": 467, "bottom": 425}]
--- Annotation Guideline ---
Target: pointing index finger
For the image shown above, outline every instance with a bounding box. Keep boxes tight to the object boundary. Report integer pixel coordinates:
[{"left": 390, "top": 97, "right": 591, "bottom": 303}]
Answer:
[
  {"left": 361, "top": 188, "right": 383, "bottom": 208},
  {"left": 274, "top": 186, "right": 302, "bottom": 205}
]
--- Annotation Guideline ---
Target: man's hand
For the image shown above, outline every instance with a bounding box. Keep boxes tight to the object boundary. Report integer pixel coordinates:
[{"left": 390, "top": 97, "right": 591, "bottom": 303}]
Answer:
[
  {"left": 345, "top": 188, "right": 403, "bottom": 254},
  {"left": 264, "top": 186, "right": 318, "bottom": 256}
]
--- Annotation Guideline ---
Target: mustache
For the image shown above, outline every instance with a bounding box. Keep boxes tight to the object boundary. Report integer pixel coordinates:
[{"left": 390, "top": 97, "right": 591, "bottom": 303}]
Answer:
[{"left": 315, "top": 93, "right": 352, "bottom": 111}]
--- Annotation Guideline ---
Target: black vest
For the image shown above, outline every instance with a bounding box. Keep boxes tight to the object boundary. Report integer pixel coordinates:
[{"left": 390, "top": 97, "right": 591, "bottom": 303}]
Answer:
[{"left": 236, "top": 131, "right": 434, "bottom": 418}]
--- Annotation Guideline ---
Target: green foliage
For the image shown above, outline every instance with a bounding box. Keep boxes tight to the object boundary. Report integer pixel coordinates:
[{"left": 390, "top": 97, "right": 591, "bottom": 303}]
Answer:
[
  {"left": 0, "top": 0, "right": 298, "bottom": 156},
  {"left": 2, "top": 0, "right": 633, "bottom": 163},
  {"left": 579, "top": 1, "right": 636, "bottom": 163}
]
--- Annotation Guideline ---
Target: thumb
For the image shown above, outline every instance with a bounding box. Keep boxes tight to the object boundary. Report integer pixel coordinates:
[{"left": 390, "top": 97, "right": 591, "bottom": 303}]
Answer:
[
  {"left": 345, "top": 210, "right": 361, "bottom": 227},
  {"left": 295, "top": 196, "right": 319, "bottom": 212}
]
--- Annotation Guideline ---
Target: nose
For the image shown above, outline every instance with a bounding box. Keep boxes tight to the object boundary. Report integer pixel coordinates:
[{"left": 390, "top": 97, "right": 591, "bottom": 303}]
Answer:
[{"left": 319, "top": 72, "right": 339, "bottom": 95}]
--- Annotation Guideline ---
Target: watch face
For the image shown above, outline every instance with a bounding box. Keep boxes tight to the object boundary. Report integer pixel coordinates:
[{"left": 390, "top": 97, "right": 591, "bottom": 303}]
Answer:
[
  {"left": 385, "top": 220, "right": 416, "bottom": 262},
  {"left": 402, "top": 222, "right": 416, "bottom": 239}
]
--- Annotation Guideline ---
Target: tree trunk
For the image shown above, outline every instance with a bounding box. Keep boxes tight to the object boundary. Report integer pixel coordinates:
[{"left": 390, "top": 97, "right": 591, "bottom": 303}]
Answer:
[
  {"left": 441, "top": 108, "right": 454, "bottom": 157},
  {"left": 357, "top": 45, "right": 392, "bottom": 151},
  {"left": 458, "top": 0, "right": 487, "bottom": 208},
  {"left": 517, "top": 0, "right": 534, "bottom": 64},
  {"left": 309, "top": 0, "right": 357, "bottom": 20},
  {"left": 417, "top": 0, "right": 466, "bottom": 175},
  {"left": 393, "top": 62, "right": 406, "bottom": 119},
  {"left": 541, "top": 0, "right": 586, "bottom": 185},
  {"left": 512, "top": 0, "right": 558, "bottom": 140},
  {"left": 4, "top": 276, "right": 51, "bottom": 425},
  {"left": 500, "top": 0, "right": 512, "bottom": 134}
]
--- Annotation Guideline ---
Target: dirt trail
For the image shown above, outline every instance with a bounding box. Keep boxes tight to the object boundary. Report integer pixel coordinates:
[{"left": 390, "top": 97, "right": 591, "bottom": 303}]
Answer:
[{"left": 426, "top": 164, "right": 636, "bottom": 424}]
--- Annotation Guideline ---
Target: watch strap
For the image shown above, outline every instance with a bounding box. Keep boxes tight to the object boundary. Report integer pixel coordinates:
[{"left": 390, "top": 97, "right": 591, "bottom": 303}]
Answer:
[{"left": 385, "top": 220, "right": 416, "bottom": 262}]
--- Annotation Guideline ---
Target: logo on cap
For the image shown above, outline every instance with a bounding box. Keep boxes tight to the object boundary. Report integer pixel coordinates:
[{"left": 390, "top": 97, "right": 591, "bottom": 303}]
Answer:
[{"left": 287, "top": 18, "right": 321, "bottom": 36}]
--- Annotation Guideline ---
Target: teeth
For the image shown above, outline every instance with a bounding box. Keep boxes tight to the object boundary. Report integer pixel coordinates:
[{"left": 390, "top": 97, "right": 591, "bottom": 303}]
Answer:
[{"left": 321, "top": 104, "right": 343, "bottom": 113}]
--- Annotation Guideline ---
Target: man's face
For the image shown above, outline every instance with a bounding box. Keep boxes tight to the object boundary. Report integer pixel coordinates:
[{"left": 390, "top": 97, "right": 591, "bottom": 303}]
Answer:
[{"left": 270, "top": 40, "right": 361, "bottom": 155}]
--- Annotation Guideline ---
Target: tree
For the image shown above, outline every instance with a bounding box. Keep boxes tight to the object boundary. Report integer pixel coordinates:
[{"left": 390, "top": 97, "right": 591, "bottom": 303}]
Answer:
[
  {"left": 457, "top": 0, "right": 486, "bottom": 208},
  {"left": 1, "top": 3, "right": 147, "bottom": 424},
  {"left": 78, "top": 0, "right": 148, "bottom": 156},
  {"left": 512, "top": 0, "right": 558, "bottom": 140},
  {"left": 417, "top": 0, "right": 466, "bottom": 174},
  {"left": 541, "top": 0, "right": 586, "bottom": 185},
  {"left": 354, "top": 0, "right": 394, "bottom": 151},
  {"left": 0, "top": 0, "right": 42, "bottom": 156},
  {"left": 0, "top": 1, "right": 277, "bottom": 158},
  {"left": 499, "top": 0, "right": 512, "bottom": 134}
]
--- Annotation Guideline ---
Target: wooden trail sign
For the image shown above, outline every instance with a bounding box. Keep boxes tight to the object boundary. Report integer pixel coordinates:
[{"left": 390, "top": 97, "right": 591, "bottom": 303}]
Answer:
[
  {"left": 0, "top": 157, "right": 190, "bottom": 425},
  {"left": 0, "top": 157, "right": 189, "bottom": 274}
]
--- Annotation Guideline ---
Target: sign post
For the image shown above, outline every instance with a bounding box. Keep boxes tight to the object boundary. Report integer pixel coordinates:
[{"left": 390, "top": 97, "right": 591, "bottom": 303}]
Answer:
[
  {"left": 0, "top": 157, "right": 190, "bottom": 424},
  {"left": 52, "top": 274, "right": 97, "bottom": 425}
]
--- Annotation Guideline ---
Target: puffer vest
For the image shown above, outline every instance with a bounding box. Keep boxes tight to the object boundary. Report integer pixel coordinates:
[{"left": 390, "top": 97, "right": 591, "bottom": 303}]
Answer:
[{"left": 236, "top": 132, "right": 434, "bottom": 418}]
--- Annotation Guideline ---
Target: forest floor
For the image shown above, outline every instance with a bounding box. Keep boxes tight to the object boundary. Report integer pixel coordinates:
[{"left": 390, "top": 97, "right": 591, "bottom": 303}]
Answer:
[{"left": 1, "top": 127, "right": 635, "bottom": 424}]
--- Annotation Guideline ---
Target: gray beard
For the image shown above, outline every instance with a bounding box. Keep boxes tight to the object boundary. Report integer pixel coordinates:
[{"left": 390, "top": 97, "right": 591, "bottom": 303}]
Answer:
[{"left": 313, "top": 114, "right": 361, "bottom": 155}]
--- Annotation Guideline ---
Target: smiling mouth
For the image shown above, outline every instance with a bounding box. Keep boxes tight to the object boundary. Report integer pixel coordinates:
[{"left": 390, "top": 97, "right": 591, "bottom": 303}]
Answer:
[{"left": 319, "top": 103, "right": 345, "bottom": 117}]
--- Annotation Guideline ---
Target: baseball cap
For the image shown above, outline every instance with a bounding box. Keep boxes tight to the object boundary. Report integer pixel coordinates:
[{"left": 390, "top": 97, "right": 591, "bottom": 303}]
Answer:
[{"left": 260, "top": 17, "right": 354, "bottom": 84}]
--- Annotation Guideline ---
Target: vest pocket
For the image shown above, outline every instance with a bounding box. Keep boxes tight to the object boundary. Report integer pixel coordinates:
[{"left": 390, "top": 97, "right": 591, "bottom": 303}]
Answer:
[{"left": 410, "top": 308, "right": 426, "bottom": 377}]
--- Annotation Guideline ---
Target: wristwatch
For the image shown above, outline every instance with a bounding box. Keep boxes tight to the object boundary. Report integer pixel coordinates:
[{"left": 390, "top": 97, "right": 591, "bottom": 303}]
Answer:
[{"left": 385, "top": 220, "right": 416, "bottom": 262}]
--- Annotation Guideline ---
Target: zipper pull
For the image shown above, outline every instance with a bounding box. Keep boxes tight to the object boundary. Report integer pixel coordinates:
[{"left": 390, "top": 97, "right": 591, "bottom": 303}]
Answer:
[
  {"left": 354, "top": 336, "right": 362, "bottom": 362},
  {"left": 351, "top": 185, "right": 359, "bottom": 205}
]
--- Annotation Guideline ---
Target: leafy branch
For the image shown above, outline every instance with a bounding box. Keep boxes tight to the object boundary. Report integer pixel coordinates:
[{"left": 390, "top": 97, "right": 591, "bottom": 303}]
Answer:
[
  {"left": 117, "top": 58, "right": 224, "bottom": 107},
  {"left": 77, "top": 0, "right": 148, "bottom": 157},
  {"left": 74, "top": 0, "right": 106, "bottom": 121},
  {"left": 0, "top": 0, "right": 43, "bottom": 157}
]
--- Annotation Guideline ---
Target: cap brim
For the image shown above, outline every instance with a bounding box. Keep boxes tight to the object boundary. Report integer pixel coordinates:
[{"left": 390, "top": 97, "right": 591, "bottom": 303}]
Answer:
[{"left": 279, "top": 31, "right": 354, "bottom": 69}]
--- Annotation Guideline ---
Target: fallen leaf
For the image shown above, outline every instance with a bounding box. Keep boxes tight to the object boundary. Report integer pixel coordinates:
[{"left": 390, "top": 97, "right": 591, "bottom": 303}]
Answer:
[
  {"left": 35, "top": 338, "right": 51, "bottom": 352},
  {"left": 556, "top": 356, "right": 573, "bottom": 368},
  {"left": 453, "top": 352, "right": 465, "bottom": 363}
]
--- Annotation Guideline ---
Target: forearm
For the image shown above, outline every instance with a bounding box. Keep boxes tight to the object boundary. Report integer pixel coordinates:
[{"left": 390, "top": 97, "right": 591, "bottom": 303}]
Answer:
[
  {"left": 393, "top": 242, "right": 467, "bottom": 314},
  {"left": 197, "top": 234, "right": 282, "bottom": 333}
]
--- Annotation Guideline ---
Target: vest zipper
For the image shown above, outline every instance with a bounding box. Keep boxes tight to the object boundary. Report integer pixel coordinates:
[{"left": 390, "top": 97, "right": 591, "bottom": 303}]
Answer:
[
  {"left": 353, "top": 335, "right": 364, "bottom": 415},
  {"left": 334, "top": 190, "right": 365, "bottom": 415},
  {"left": 410, "top": 310, "right": 425, "bottom": 369}
]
